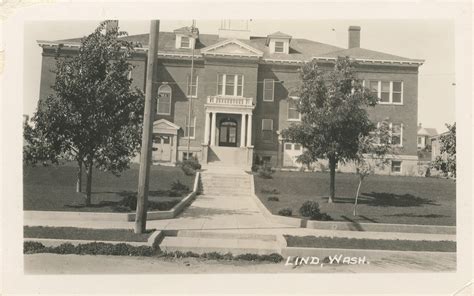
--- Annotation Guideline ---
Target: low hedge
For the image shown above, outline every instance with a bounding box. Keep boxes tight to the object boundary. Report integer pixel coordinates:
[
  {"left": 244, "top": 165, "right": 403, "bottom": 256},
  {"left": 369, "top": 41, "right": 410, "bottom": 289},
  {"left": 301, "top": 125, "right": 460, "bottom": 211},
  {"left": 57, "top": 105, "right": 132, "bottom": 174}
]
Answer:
[
  {"left": 24, "top": 241, "right": 156, "bottom": 256},
  {"left": 161, "top": 250, "right": 283, "bottom": 263}
]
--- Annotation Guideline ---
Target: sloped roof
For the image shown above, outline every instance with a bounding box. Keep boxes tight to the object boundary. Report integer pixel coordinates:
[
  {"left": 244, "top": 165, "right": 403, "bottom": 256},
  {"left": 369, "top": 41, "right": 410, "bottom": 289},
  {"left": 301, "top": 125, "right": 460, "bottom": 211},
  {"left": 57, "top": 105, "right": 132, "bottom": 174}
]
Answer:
[
  {"left": 317, "top": 47, "right": 422, "bottom": 63},
  {"left": 418, "top": 126, "right": 438, "bottom": 137},
  {"left": 47, "top": 29, "right": 422, "bottom": 64},
  {"left": 267, "top": 31, "right": 292, "bottom": 38}
]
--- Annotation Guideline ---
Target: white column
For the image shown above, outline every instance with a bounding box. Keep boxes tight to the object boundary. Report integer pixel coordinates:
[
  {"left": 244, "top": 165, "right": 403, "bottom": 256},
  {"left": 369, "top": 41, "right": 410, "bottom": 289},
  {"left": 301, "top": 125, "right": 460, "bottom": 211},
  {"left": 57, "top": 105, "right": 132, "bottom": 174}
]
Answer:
[
  {"left": 240, "top": 113, "right": 246, "bottom": 147},
  {"left": 246, "top": 113, "right": 252, "bottom": 147},
  {"left": 204, "top": 111, "right": 210, "bottom": 145},
  {"left": 210, "top": 112, "right": 217, "bottom": 147}
]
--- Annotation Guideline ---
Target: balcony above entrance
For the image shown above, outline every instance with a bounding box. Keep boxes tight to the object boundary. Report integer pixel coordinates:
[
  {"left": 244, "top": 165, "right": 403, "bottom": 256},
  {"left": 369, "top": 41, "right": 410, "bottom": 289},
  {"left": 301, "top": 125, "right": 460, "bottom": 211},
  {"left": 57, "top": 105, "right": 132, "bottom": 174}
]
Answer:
[{"left": 205, "top": 95, "right": 254, "bottom": 113}]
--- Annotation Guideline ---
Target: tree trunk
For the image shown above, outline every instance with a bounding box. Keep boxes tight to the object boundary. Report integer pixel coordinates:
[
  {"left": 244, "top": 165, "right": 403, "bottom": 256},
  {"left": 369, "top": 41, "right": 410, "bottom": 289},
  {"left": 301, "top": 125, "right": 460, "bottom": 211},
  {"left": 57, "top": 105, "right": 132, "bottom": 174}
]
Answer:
[
  {"left": 353, "top": 178, "right": 362, "bottom": 216},
  {"left": 85, "top": 158, "right": 93, "bottom": 206},
  {"left": 76, "top": 160, "right": 82, "bottom": 193},
  {"left": 328, "top": 156, "right": 336, "bottom": 203}
]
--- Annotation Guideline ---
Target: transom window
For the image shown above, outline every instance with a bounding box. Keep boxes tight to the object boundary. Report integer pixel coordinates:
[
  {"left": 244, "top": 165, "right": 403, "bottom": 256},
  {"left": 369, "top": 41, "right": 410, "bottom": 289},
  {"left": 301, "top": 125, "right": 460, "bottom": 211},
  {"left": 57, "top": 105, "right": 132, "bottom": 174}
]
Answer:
[
  {"left": 263, "top": 79, "right": 275, "bottom": 102},
  {"left": 287, "top": 96, "right": 301, "bottom": 121},
  {"left": 274, "top": 41, "right": 284, "bottom": 53},
  {"left": 217, "top": 74, "right": 243, "bottom": 96},
  {"left": 157, "top": 85, "right": 172, "bottom": 115},
  {"left": 369, "top": 80, "right": 404, "bottom": 104},
  {"left": 262, "top": 119, "right": 273, "bottom": 142},
  {"left": 184, "top": 116, "right": 196, "bottom": 139},
  {"left": 187, "top": 75, "right": 198, "bottom": 98},
  {"left": 180, "top": 36, "right": 190, "bottom": 48}
]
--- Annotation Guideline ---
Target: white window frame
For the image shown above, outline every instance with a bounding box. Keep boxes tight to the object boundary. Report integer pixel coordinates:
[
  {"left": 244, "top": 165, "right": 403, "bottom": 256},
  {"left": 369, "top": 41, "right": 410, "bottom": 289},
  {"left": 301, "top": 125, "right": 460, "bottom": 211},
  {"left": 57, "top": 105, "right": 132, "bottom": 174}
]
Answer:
[
  {"left": 274, "top": 41, "right": 285, "bottom": 53},
  {"left": 184, "top": 116, "right": 196, "bottom": 139},
  {"left": 187, "top": 75, "right": 199, "bottom": 98},
  {"left": 389, "top": 122, "right": 403, "bottom": 147},
  {"left": 180, "top": 36, "right": 191, "bottom": 49},
  {"left": 157, "top": 85, "right": 172, "bottom": 115},
  {"left": 287, "top": 96, "right": 301, "bottom": 121},
  {"left": 217, "top": 74, "right": 244, "bottom": 97},
  {"left": 391, "top": 160, "right": 402, "bottom": 174},
  {"left": 370, "top": 80, "right": 404, "bottom": 105},
  {"left": 263, "top": 79, "right": 275, "bottom": 102}
]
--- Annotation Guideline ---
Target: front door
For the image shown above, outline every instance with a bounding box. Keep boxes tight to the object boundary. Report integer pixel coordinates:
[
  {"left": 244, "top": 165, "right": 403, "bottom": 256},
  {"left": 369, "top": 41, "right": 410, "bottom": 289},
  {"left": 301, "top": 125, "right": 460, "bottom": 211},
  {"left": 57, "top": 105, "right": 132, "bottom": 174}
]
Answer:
[
  {"left": 152, "top": 135, "right": 172, "bottom": 162},
  {"left": 219, "top": 119, "right": 238, "bottom": 147}
]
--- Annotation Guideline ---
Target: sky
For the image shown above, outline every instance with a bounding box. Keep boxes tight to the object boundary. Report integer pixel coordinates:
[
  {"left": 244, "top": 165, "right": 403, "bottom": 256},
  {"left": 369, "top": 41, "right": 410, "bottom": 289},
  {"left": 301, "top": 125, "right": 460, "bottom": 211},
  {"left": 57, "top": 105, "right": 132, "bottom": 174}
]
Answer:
[{"left": 24, "top": 19, "right": 455, "bottom": 133}]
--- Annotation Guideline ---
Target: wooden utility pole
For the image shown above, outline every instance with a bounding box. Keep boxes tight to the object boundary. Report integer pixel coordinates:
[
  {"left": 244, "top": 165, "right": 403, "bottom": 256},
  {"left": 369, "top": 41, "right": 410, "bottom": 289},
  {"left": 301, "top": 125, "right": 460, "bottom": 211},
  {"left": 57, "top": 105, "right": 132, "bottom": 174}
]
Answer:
[
  {"left": 135, "top": 20, "right": 160, "bottom": 234},
  {"left": 186, "top": 20, "right": 196, "bottom": 157}
]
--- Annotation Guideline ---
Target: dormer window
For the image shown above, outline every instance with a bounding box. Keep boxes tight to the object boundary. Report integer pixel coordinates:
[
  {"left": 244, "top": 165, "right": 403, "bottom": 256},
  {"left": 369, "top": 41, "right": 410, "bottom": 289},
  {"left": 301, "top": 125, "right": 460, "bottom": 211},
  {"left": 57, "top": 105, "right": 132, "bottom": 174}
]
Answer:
[
  {"left": 266, "top": 31, "right": 292, "bottom": 54},
  {"left": 174, "top": 26, "right": 199, "bottom": 50},
  {"left": 180, "top": 36, "right": 190, "bottom": 49},
  {"left": 274, "top": 41, "right": 285, "bottom": 53}
]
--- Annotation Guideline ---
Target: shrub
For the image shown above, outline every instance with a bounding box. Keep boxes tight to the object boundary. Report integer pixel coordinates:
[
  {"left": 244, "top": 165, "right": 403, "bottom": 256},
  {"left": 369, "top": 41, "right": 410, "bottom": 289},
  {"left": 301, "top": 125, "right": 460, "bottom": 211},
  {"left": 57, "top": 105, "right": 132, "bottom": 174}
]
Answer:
[
  {"left": 267, "top": 196, "right": 279, "bottom": 202},
  {"left": 181, "top": 164, "right": 196, "bottom": 176},
  {"left": 171, "top": 180, "right": 189, "bottom": 193},
  {"left": 299, "top": 200, "right": 333, "bottom": 221},
  {"left": 257, "top": 166, "right": 274, "bottom": 179},
  {"left": 168, "top": 190, "right": 182, "bottom": 197},
  {"left": 278, "top": 208, "right": 292, "bottom": 216},
  {"left": 120, "top": 194, "right": 137, "bottom": 211},
  {"left": 425, "top": 167, "right": 431, "bottom": 177},
  {"left": 23, "top": 241, "right": 156, "bottom": 256},
  {"left": 182, "top": 157, "right": 201, "bottom": 170},
  {"left": 261, "top": 188, "right": 280, "bottom": 195}
]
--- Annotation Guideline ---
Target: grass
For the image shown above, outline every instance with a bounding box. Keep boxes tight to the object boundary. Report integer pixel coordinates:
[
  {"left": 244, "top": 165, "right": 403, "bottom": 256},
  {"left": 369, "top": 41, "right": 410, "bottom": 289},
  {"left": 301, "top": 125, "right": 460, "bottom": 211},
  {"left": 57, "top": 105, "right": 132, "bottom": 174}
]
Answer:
[
  {"left": 255, "top": 171, "right": 456, "bottom": 226},
  {"left": 285, "top": 235, "right": 456, "bottom": 252},
  {"left": 23, "top": 162, "right": 194, "bottom": 212},
  {"left": 24, "top": 226, "right": 154, "bottom": 242}
]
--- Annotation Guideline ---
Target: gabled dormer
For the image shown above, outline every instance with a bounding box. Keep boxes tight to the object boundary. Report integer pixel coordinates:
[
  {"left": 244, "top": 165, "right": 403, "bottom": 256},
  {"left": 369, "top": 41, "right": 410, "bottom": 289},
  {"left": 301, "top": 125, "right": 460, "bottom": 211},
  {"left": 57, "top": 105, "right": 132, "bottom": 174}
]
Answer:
[
  {"left": 174, "top": 26, "right": 199, "bottom": 49},
  {"left": 266, "top": 31, "right": 292, "bottom": 54}
]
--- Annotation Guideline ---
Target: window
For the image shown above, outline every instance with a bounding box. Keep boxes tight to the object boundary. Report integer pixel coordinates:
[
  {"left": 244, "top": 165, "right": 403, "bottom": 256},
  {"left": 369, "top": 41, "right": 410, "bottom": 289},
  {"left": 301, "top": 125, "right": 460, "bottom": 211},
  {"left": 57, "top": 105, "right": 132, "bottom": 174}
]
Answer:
[
  {"left": 391, "top": 160, "right": 402, "bottom": 173},
  {"left": 370, "top": 80, "right": 404, "bottom": 104},
  {"left": 417, "top": 137, "right": 422, "bottom": 145},
  {"left": 284, "top": 143, "right": 292, "bottom": 150},
  {"left": 184, "top": 116, "right": 196, "bottom": 139},
  {"left": 294, "top": 143, "right": 302, "bottom": 150},
  {"left": 183, "top": 152, "right": 194, "bottom": 161},
  {"left": 217, "top": 74, "right": 244, "bottom": 96},
  {"left": 180, "top": 36, "right": 190, "bottom": 48},
  {"left": 380, "top": 81, "right": 390, "bottom": 103},
  {"left": 391, "top": 123, "right": 402, "bottom": 146},
  {"left": 157, "top": 85, "right": 172, "bottom": 115},
  {"left": 274, "top": 41, "right": 284, "bottom": 53},
  {"left": 187, "top": 75, "right": 198, "bottom": 98},
  {"left": 262, "top": 119, "right": 273, "bottom": 142},
  {"left": 263, "top": 79, "right": 274, "bottom": 102},
  {"left": 288, "top": 97, "right": 301, "bottom": 120},
  {"left": 392, "top": 81, "right": 403, "bottom": 103}
]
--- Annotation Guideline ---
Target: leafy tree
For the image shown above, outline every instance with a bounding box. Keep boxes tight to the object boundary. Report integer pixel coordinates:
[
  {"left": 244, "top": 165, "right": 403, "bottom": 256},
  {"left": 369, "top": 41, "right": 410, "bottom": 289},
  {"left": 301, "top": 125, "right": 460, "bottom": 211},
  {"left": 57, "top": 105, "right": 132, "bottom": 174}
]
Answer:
[
  {"left": 24, "top": 21, "right": 144, "bottom": 205},
  {"left": 353, "top": 120, "right": 393, "bottom": 216},
  {"left": 282, "top": 57, "right": 378, "bottom": 203},
  {"left": 432, "top": 123, "right": 456, "bottom": 178}
]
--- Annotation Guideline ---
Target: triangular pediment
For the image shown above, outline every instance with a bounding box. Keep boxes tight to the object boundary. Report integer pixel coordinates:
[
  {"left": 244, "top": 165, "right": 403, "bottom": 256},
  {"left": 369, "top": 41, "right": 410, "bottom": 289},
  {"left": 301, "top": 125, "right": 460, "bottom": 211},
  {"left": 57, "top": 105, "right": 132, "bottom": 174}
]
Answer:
[
  {"left": 153, "top": 119, "right": 180, "bottom": 134},
  {"left": 201, "top": 39, "right": 263, "bottom": 58}
]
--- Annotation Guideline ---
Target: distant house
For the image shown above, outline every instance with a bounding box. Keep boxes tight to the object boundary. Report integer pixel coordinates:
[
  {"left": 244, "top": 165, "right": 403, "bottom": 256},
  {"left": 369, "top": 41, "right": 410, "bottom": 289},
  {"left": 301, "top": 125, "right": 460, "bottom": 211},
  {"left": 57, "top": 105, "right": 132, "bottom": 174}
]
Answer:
[
  {"left": 431, "top": 131, "right": 449, "bottom": 161},
  {"left": 417, "top": 123, "right": 438, "bottom": 150}
]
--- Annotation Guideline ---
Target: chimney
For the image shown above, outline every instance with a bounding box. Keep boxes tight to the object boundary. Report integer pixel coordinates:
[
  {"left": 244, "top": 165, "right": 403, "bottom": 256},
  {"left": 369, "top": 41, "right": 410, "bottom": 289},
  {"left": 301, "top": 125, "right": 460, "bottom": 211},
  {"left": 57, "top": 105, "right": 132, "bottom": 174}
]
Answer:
[
  {"left": 348, "top": 26, "right": 361, "bottom": 48},
  {"left": 105, "top": 20, "right": 118, "bottom": 33}
]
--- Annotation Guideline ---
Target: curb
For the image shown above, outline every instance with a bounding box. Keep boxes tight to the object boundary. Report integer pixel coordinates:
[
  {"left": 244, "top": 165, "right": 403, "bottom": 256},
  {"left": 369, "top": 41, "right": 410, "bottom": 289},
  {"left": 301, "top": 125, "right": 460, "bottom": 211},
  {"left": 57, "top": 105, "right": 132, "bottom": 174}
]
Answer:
[
  {"left": 250, "top": 175, "right": 456, "bottom": 235},
  {"left": 24, "top": 172, "right": 200, "bottom": 222}
]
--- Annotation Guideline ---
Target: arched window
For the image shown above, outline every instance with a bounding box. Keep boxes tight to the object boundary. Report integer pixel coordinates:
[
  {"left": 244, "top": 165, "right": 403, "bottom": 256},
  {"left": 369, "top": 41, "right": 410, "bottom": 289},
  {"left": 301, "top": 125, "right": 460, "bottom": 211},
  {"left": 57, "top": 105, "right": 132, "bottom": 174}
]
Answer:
[{"left": 157, "top": 85, "right": 172, "bottom": 115}]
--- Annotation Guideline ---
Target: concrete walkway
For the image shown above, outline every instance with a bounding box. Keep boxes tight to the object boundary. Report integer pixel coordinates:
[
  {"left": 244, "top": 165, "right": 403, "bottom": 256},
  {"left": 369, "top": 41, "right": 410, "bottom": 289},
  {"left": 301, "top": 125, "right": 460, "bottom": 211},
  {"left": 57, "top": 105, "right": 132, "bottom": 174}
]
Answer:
[{"left": 23, "top": 167, "right": 456, "bottom": 243}]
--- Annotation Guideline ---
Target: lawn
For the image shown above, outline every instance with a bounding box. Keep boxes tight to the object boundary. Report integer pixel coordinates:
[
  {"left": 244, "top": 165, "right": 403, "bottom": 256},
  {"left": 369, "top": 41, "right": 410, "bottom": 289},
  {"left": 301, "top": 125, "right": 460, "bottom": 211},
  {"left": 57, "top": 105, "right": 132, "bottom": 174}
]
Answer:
[
  {"left": 255, "top": 171, "right": 456, "bottom": 226},
  {"left": 23, "top": 162, "right": 195, "bottom": 212},
  {"left": 284, "top": 235, "right": 456, "bottom": 252},
  {"left": 24, "top": 226, "right": 154, "bottom": 242}
]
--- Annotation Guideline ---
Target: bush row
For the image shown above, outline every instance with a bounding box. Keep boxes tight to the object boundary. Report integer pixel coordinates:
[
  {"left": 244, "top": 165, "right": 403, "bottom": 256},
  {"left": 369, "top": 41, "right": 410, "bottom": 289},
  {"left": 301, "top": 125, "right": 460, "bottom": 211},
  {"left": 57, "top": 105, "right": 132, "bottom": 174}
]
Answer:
[
  {"left": 277, "top": 201, "right": 333, "bottom": 221},
  {"left": 24, "top": 241, "right": 155, "bottom": 256},
  {"left": 160, "top": 251, "right": 283, "bottom": 263}
]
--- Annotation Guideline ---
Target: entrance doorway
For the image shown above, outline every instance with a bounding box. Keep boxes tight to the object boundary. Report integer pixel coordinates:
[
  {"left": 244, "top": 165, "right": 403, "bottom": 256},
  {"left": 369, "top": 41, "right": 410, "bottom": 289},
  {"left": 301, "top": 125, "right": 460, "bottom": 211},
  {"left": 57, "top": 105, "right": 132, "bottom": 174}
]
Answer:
[
  {"left": 218, "top": 119, "right": 238, "bottom": 147},
  {"left": 152, "top": 134, "right": 172, "bottom": 162}
]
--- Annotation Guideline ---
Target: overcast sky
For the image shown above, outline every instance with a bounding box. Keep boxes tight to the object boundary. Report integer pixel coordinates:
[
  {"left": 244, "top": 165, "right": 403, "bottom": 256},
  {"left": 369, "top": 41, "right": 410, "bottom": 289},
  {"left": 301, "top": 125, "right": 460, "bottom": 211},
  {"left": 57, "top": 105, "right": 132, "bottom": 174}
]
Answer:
[{"left": 24, "top": 19, "right": 455, "bottom": 133}]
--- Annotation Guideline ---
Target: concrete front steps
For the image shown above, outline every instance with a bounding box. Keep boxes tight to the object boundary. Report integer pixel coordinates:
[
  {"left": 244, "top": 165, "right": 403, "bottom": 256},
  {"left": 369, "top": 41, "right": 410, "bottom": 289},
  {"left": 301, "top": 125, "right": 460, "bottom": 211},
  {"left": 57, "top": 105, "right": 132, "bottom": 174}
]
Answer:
[
  {"left": 159, "top": 230, "right": 281, "bottom": 255},
  {"left": 200, "top": 172, "right": 251, "bottom": 196}
]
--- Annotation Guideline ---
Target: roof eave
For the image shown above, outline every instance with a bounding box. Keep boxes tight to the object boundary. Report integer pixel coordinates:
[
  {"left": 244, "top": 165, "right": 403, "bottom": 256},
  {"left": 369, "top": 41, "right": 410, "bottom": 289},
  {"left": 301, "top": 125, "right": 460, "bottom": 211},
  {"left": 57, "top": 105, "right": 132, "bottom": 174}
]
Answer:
[{"left": 313, "top": 56, "right": 424, "bottom": 66}]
